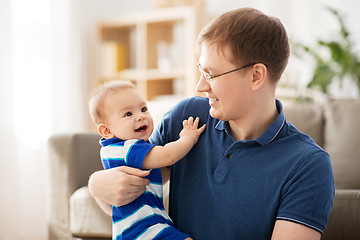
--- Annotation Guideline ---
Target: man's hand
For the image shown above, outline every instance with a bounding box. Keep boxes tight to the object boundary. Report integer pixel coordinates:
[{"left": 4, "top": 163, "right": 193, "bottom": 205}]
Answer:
[
  {"left": 88, "top": 166, "right": 150, "bottom": 207},
  {"left": 179, "top": 116, "right": 206, "bottom": 144}
]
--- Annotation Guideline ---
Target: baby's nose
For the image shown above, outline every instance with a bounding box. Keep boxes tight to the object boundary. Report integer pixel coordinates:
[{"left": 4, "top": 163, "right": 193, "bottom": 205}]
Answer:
[{"left": 136, "top": 114, "right": 145, "bottom": 121}]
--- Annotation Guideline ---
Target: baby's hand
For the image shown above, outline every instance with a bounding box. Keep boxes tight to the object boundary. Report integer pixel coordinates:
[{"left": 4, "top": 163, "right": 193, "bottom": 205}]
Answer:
[{"left": 179, "top": 117, "right": 206, "bottom": 144}]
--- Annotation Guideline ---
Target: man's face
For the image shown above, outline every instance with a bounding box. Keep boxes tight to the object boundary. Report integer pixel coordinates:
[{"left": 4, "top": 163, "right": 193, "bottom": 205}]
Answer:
[{"left": 196, "top": 43, "right": 255, "bottom": 123}]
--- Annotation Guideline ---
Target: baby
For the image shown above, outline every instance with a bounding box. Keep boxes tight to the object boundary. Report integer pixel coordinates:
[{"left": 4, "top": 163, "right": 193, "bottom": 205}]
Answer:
[{"left": 89, "top": 80, "right": 205, "bottom": 240}]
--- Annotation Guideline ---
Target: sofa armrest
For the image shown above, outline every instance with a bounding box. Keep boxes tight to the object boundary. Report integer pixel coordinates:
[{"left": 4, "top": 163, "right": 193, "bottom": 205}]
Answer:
[
  {"left": 48, "top": 132, "right": 102, "bottom": 240},
  {"left": 322, "top": 189, "right": 360, "bottom": 240},
  {"left": 70, "top": 186, "right": 112, "bottom": 238}
]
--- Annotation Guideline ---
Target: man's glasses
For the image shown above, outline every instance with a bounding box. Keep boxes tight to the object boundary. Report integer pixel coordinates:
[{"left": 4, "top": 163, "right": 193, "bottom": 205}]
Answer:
[{"left": 197, "top": 62, "right": 256, "bottom": 81}]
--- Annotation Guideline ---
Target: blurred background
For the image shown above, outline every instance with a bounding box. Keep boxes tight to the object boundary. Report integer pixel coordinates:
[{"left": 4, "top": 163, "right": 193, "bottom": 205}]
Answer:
[{"left": 1, "top": 0, "right": 359, "bottom": 239}]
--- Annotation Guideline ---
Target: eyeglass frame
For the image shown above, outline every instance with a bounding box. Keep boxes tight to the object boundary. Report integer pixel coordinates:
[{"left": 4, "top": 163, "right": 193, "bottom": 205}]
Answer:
[{"left": 197, "top": 62, "right": 257, "bottom": 81}]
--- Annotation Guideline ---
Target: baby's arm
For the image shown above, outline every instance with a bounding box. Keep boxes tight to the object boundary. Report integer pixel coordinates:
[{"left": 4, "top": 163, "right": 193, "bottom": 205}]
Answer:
[{"left": 143, "top": 117, "right": 206, "bottom": 169}]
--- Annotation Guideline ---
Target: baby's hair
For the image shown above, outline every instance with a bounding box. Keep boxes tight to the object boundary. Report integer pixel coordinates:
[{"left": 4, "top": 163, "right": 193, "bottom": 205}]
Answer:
[{"left": 89, "top": 80, "right": 135, "bottom": 125}]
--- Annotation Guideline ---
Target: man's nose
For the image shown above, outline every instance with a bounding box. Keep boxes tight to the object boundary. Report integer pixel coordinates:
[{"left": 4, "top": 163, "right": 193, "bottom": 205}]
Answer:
[{"left": 196, "top": 75, "right": 211, "bottom": 93}]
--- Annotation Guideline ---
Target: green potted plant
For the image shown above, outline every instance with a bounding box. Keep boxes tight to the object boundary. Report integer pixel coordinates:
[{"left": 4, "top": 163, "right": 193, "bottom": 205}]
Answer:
[{"left": 292, "top": 7, "right": 360, "bottom": 98}]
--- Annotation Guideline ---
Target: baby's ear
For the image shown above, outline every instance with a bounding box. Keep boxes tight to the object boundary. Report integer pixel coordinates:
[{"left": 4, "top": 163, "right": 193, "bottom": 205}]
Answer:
[{"left": 97, "top": 123, "right": 113, "bottom": 139}]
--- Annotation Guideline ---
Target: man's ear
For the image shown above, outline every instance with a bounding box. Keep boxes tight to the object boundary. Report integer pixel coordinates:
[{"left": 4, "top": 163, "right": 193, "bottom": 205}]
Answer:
[
  {"left": 251, "top": 63, "right": 267, "bottom": 91},
  {"left": 97, "top": 123, "right": 113, "bottom": 139}
]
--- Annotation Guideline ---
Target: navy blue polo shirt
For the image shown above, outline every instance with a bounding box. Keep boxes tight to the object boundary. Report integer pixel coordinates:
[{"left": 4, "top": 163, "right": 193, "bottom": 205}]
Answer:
[{"left": 150, "top": 97, "right": 334, "bottom": 240}]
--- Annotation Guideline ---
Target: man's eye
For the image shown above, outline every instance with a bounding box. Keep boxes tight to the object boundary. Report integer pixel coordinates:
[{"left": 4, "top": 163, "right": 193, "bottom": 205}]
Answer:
[
  {"left": 124, "top": 112, "right": 132, "bottom": 117},
  {"left": 205, "top": 72, "right": 213, "bottom": 79},
  {"left": 141, "top": 107, "right": 148, "bottom": 112},
  {"left": 203, "top": 70, "right": 213, "bottom": 79}
]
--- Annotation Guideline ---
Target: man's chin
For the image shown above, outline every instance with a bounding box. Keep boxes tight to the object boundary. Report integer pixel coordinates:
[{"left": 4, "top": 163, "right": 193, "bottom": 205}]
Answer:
[{"left": 209, "top": 108, "right": 220, "bottom": 120}]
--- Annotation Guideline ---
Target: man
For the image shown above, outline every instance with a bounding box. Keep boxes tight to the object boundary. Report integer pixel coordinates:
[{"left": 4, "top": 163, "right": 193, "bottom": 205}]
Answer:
[{"left": 88, "top": 8, "right": 334, "bottom": 239}]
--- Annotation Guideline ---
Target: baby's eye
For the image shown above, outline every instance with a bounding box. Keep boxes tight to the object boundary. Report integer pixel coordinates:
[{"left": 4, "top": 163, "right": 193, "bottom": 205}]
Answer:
[
  {"left": 141, "top": 107, "right": 148, "bottom": 112},
  {"left": 124, "top": 112, "right": 132, "bottom": 117}
]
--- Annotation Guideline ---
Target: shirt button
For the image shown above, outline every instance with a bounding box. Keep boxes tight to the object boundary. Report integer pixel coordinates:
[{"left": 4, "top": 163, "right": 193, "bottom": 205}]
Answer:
[{"left": 226, "top": 153, "right": 232, "bottom": 159}]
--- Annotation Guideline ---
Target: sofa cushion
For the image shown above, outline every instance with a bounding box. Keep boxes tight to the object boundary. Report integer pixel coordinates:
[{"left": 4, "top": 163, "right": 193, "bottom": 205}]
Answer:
[
  {"left": 70, "top": 186, "right": 112, "bottom": 238},
  {"left": 283, "top": 101, "right": 324, "bottom": 147},
  {"left": 324, "top": 99, "right": 360, "bottom": 189}
]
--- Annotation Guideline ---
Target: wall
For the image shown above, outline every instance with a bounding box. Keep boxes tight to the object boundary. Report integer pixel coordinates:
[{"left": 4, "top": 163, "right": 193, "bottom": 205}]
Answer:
[
  {"left": 1, "top": 0, "right": 359, "bottom": 239},
  {"left": 0, "top": 1, "right": 152, "bottom": 240},
  {"left": 0, "top": 1, "right": 18, "bottom": 240}
]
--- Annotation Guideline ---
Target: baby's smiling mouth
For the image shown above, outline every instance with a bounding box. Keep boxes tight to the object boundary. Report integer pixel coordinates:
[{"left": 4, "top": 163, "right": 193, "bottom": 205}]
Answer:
[{"left": 135, "top": 125, "right": 147, "bottom": 132}]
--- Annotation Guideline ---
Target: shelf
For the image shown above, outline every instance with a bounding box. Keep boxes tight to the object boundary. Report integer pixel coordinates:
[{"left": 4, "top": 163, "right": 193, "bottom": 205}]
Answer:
[
  {"left": 97, "top": 68, "right": 184, "bottom": 81},
  {"left": 140, "top": 68, "right": 185, "bottom": 80},
  {"left": 92, "top": 6, "right": 213, "bottom": 100}
]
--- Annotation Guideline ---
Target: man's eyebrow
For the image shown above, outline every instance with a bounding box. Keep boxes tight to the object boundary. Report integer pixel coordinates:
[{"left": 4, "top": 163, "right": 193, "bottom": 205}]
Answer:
[{"left": 201, "top": 64, "right": 215, "bottom": 72}]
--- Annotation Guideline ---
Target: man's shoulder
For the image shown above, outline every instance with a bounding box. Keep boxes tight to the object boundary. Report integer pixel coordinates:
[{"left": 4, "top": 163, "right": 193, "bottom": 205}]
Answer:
[
  {"left": 176, "top": 96, "right": 210, "bottom": 117},
  {"left": 176, "top": 96, "right": 208, "bottom": 107},
  {"left": 282, "top": 121, "right": 330, "bottom": 162},
  {"left": 286, "top": 122, "right": 322, "bottom": 147},
  {"left": 150, "top": 97, "right": 210, "bottom": 145}
]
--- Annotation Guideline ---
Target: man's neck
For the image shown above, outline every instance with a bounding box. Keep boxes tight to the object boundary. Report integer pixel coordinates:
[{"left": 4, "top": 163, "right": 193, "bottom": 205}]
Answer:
[{"left": 229, "top": 99, "right": 278, "bottom": 141}]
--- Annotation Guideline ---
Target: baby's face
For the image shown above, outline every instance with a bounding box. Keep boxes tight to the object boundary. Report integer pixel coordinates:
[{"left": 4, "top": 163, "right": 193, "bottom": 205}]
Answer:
[{"left": 105, "top": 88, "right": 154, "bottom": 141}]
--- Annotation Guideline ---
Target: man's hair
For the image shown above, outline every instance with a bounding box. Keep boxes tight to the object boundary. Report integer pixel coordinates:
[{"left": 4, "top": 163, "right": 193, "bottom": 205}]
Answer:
[
  {"left": 89, "top": 80, "right": 135, "bottom": 125},
  {"left": 197, "top": 8, "right": 290, "bottom": 82}
]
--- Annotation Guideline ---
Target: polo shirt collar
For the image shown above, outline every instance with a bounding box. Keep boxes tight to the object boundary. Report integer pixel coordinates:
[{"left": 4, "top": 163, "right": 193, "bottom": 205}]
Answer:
[{"left": 214, "top": 99, "right": 285, "bottom": 146}]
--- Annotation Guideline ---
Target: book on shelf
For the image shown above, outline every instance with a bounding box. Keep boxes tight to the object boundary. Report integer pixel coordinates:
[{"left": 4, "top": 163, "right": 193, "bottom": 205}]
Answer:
[{"left": 100, "top": 41, "right": 127, "bottom": 78}]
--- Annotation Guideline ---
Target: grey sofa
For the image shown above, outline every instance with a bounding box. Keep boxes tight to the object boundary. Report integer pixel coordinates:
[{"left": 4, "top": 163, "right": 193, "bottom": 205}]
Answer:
[{"left": 48, "top": 99, "right": 360, "bottom": 240}]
